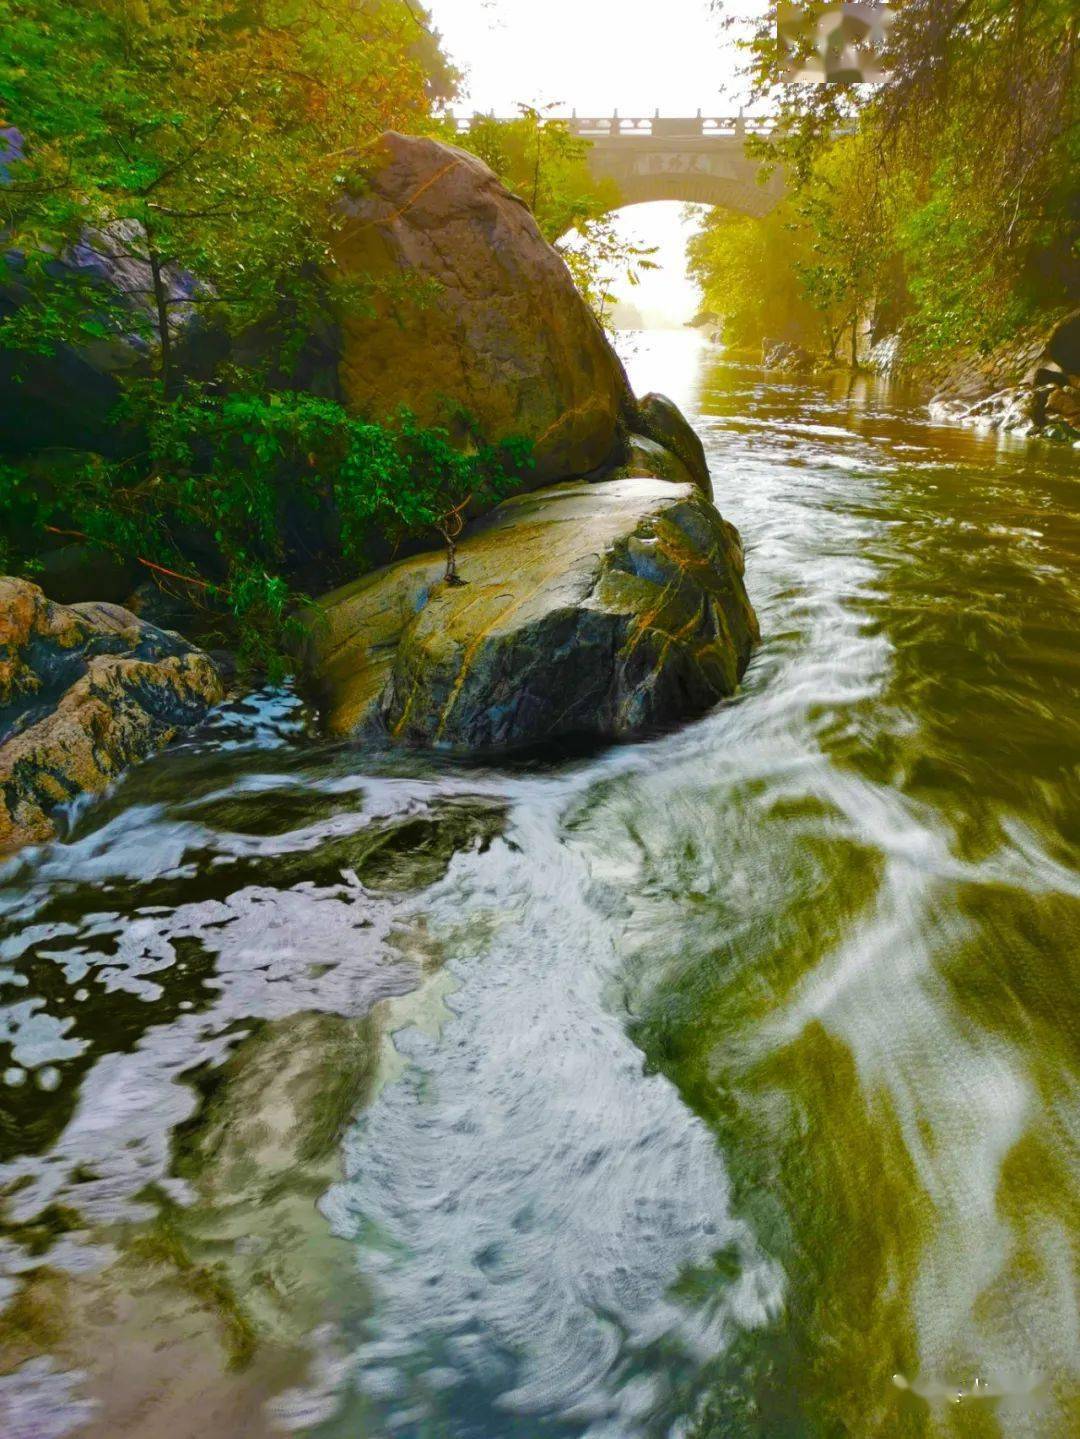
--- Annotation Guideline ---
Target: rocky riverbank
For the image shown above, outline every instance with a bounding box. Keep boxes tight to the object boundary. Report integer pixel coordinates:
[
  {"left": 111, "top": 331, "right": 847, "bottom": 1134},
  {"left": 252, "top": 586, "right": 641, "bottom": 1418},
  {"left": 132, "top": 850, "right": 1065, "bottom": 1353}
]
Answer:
[
  {"left": 748, "top": 312, "right": 1080, "bottom": 448},
  {"left": 871, "top": 309, "right": 1080, "bottom": 445},
  {"left": 0, "top": 131, "right": 758, "bottom": 854},
  {"left": 0, "top": 580, "right": 223, "bottom": 853}
]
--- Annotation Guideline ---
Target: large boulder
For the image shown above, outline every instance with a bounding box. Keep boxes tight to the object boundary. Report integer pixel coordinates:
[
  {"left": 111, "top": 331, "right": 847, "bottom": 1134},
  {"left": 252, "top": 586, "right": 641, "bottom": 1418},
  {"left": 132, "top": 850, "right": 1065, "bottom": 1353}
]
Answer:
[
  {"left": 0, "top": 580, "right": 223, "bottom": 852},
  {"left": 333, "top": 132, "right": 636, "bottom": 485},
  {"left": 0, "top": 222, "right": 214, "bottom": 455},
  {"left": 623, "top": 433, "right": 697, "bottom": 489},
  {"left": 301, "top": 478, "right": 757, "bottom": 752},
  {"left": 634, "top": 393, "right": 713, "bottom": 498}
]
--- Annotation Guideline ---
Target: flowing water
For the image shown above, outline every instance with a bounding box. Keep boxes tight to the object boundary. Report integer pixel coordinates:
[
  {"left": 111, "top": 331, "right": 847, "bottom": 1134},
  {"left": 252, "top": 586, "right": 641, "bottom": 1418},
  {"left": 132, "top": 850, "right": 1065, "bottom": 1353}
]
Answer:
[{"left": 1, "top": 332, "right": 1078, "bottom": 1437}]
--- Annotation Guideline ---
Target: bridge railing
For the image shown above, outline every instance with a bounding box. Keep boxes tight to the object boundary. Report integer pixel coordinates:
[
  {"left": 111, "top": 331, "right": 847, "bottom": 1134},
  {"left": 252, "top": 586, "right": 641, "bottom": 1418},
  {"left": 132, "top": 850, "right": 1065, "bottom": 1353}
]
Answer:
[{"left": 447, "top": 113, "right": 772, "bottom": 139}]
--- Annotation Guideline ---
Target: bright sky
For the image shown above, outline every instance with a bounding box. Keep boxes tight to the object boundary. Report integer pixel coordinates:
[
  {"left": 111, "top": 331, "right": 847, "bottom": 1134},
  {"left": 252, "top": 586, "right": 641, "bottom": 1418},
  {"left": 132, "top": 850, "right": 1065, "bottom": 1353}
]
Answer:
[
  {"left": 425, "top": 0, "right": 764, "bottom": 324},
  {"left": 425, "top": 0, "right": 751, "bottom": 118}
]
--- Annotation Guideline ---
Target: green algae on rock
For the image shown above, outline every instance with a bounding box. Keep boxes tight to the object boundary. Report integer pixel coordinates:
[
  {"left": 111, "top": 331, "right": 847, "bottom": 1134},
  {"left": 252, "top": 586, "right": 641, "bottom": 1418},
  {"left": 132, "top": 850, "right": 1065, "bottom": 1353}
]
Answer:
[
  {"left": 302, "top": 477, "right": 758, "bottom": 752},
  {"left": 635, "top": 392, "right": 714, "bottom": 499},
  {"left": 0, "top": 578, "right": 224, "bottom": 853}
]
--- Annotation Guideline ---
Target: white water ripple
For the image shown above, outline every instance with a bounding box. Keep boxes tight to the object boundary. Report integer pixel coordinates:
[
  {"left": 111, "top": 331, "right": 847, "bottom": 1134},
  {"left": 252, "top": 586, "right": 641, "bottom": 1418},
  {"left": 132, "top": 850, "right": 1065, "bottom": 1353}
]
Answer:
[{"left": 323, "top": 783, "right": 783, "bottom": 1435}]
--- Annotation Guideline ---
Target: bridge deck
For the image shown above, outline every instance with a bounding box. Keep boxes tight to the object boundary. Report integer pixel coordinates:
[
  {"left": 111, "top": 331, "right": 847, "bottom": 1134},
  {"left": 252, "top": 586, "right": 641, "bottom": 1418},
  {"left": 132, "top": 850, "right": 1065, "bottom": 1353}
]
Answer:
[{"left": 450, "top": 114, "right": 771, "bottom": 139}]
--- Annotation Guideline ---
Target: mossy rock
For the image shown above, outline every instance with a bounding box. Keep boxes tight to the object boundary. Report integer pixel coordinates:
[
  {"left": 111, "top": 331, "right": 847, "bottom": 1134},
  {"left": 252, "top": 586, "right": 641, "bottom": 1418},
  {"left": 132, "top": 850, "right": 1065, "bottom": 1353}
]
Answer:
[
  {"left": 0, "top": 578, "right": 223, "bottom": 853},
  {"left": 634, "top": 392, "right": 713, "bottom": 498},
  {"left": 302, "top": 477, "right": 758, "bottom": 752}
]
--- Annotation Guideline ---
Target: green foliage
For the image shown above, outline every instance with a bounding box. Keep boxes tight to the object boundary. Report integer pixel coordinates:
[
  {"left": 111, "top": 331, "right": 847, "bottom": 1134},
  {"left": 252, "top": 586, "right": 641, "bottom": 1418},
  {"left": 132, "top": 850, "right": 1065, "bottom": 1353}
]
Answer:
[
  {"left": 446, "top": 107, "right": 659, "bottom": 328},
  {"left": 701, "top": 1, "right": 1078, "bottom": 361},
  {"left": 688, "top": 203, "right": 818, "bottom": 351},
  {"left": 0, "top": 2, "right": 538, "bottom": 674},
  {"left": 0, "top": 391, "right": 531, "bottom": 673},
  {"left": 0, "top": 0, "right": 455, "bottom": 379},
  {"left": 792, "top": 131, "right": 892, "bottom": 361},
  {"left": 895, "top": 178, "right": 1036, "bottom": 360}
]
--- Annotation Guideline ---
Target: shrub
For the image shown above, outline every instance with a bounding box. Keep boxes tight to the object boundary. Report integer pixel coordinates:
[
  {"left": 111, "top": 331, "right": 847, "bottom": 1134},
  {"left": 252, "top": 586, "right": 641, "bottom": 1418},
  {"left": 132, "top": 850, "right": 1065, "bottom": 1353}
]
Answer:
[{"left": 0, "top": 388, "right": 531, "bottom": 675}]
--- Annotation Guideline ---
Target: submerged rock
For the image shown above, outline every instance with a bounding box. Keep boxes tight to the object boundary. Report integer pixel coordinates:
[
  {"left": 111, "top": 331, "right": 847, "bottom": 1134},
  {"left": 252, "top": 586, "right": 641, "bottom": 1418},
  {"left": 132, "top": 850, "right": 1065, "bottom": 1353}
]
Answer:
[
  {"left": 302, "top": 477, "right": 758, "bottom": 752},
  {"left": 0, "top": 579, "right": 223, "bottom": 852},
  {"left": 334, "top": 131, "right": 636, "bottom": 486}
]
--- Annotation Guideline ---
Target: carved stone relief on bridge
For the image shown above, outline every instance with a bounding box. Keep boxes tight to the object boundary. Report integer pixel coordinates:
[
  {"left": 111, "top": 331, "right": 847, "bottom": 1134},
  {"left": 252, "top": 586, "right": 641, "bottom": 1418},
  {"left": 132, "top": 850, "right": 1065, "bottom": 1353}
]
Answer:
[{"left": 627, "top": 153, "right": 739, "bottom": 180}]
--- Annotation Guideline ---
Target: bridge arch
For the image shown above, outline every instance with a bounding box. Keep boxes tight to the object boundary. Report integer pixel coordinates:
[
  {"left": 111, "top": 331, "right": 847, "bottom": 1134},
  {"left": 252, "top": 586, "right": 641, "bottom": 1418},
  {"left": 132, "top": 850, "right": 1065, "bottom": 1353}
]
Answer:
[
  {"left": 599, "top": 172, "right": 780, "bottom": 217},
  {"left": 582, "top": 118, "right": 784, "bottom": 220}
]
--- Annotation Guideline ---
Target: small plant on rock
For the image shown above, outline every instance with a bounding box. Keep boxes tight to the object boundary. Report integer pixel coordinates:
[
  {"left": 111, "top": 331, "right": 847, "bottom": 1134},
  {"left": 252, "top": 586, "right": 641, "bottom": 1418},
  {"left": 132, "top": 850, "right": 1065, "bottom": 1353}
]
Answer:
[{"left": 372, "top": 413, "right": 533, "bottom": 586}]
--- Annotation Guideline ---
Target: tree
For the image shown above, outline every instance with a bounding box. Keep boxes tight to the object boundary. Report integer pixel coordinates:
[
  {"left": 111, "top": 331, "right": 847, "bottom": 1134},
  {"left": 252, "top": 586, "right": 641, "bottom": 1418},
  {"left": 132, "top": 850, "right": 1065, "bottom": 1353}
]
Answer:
[
  {"left": 369, "top": 415, "right": 532, "bottom": 586},
  {"left": 705, "top": 1, "right": 1079, "bottom": 360},
  {"left": 687, "top": 202, "right": 818, "bottom": 351},
  {"left": 447, "top": 107, "right": 659, "bottom": 327},
  {"left": 0, "top": 0, "right": 455, "bottom": 389},
  {"left": 793, "top": 130, "right": 890, "bottom": 362}
]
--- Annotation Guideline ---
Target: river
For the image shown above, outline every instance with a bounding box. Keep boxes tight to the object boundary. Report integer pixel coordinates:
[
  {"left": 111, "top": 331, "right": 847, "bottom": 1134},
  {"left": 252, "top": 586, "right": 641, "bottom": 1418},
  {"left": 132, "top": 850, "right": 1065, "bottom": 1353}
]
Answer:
[{"left": 0, "top": 331, "right": 1077, "bottom": 1437}]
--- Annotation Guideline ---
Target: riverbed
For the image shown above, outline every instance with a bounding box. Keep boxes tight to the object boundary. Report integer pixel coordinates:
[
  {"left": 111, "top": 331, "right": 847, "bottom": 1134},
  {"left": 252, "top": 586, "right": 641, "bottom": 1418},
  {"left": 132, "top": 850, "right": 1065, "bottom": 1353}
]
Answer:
[{"left": 1, "top": 332, "right": 1077, "bottom": 1437}]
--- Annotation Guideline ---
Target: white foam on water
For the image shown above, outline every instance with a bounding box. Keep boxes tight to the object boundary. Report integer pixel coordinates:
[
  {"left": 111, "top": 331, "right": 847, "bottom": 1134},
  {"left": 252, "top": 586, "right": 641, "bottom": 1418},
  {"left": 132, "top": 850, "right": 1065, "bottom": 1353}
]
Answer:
[{"left": 323, "top": 774, "right": 784, "bottom": 1434}]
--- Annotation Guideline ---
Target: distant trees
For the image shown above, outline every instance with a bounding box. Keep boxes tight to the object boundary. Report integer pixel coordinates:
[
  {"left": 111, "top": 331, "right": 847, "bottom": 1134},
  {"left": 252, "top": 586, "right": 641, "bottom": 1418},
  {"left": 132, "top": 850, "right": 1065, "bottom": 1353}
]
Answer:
[
  {"left": 698, "top": 0, "right": 1079, "bottom": 360},
  {"left": 688, "top": 204, "right": 818, "bottom": 352}
]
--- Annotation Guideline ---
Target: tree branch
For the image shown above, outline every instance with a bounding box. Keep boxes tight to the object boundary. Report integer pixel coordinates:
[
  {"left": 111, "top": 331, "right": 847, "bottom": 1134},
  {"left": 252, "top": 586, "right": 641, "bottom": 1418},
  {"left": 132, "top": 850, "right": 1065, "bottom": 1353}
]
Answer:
[{"left": 43, "top": 524, "right": 212, "bottom": 590}]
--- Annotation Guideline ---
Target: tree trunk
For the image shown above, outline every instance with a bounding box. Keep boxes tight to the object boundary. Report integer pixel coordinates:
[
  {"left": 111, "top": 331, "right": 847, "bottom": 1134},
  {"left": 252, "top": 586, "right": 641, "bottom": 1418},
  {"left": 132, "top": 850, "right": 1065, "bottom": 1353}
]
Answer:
[
  {"left": 439, "top": 526, "right": 465, "bottom": 586},
  {"left": 850, "top": 314, "right": 859, "bottom": 370},
  {"left": 147, "top": 244, "right": 173, "bottom": 396},
  {"left": 438, "top": 499, "right": 471, "bottom": 587}
]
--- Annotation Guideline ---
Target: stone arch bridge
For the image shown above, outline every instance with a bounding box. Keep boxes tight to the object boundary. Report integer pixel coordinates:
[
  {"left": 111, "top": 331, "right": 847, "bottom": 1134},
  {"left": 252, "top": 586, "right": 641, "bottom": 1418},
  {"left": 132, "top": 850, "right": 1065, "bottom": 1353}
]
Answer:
[{"left": 452, "top": 113, "right": 784, "bottom": 218}]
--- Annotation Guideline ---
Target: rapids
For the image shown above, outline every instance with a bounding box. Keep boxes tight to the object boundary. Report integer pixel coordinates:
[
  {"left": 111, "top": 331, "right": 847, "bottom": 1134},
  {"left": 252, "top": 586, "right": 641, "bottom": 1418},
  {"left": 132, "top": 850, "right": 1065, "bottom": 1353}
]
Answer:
[{"left": 1, "top": 332, "right": 1077, "bottom": 1437}]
